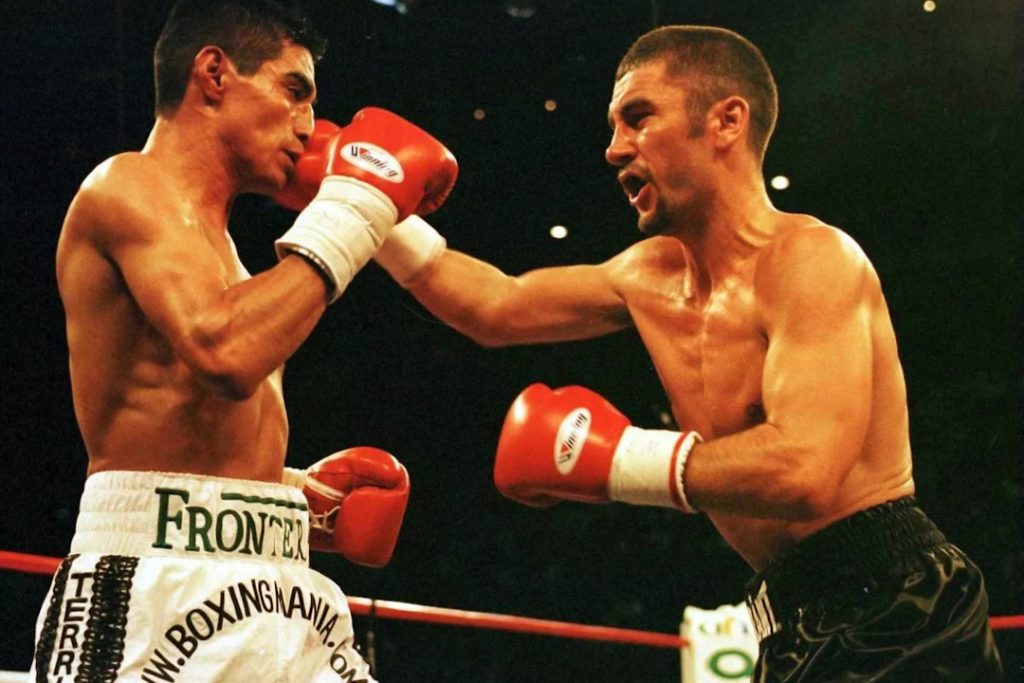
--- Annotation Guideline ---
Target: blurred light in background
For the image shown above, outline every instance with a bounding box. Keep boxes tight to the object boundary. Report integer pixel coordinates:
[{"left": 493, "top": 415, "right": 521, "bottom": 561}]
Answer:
[
  {"left": 369, "top": 0, "right": 415, "bottom": 14},
  {"left": 505, "top": 1, "right": 539, "bottom": 19}
]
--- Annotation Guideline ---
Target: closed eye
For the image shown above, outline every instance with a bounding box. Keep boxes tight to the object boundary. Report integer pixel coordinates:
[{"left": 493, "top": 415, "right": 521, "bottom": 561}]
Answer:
[
  {"left": 285, "top": 73, "right": 317, "bottom": 104},
  {"left": 619, "top": 98, "right": 656, "bottom": 130},
  {"left": 626, "top": 111, "right": 651, "bottom": 129}
]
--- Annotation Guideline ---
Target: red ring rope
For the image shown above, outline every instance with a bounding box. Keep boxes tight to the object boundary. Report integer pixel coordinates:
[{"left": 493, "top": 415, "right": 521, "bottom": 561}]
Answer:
[{"left": 2, "top": 549, "right": 1021, "bottom": 645}]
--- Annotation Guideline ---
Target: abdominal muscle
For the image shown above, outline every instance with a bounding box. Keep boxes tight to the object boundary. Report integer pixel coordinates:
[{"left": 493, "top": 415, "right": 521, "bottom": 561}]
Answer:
[{"left": 74, "top": 326, "right": 288, "bottom": 483}]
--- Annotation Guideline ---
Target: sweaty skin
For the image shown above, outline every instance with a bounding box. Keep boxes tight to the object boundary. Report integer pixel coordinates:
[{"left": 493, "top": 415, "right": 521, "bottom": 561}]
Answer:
[
  {"left": 402, "top": 60, "right": 913, "bottom": 570},
  {"left": 56, "top": 41, "right": 327, "bottom": 482}
]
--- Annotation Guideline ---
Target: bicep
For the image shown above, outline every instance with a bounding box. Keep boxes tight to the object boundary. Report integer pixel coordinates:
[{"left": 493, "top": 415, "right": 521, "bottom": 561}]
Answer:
[
  {"left": 86, "top": 188, "right": 231, "bottom": 354},
  {"left": 760, "top": 230, "right": 875, "bottom": 480}
]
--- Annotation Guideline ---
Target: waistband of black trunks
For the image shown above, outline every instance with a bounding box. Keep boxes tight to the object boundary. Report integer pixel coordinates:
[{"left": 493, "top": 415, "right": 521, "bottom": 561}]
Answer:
[{"left": 745, "top": 496, "right": 948, "bottom": 617}]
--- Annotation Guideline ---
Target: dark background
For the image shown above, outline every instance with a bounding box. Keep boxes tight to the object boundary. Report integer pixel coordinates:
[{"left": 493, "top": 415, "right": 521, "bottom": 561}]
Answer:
[{"left": 1, "top": 0, "right": 1021, "bottom": 680}]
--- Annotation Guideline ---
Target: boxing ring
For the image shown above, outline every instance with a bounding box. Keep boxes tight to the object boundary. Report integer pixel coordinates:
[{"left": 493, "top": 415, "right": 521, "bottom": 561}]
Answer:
[{"left": 3, "top": 549, "right": 1022, "bottom": 681}]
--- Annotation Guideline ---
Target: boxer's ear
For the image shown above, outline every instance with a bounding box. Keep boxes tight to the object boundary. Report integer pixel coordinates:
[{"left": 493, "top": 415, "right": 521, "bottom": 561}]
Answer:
[
  {"left": 708, "top": 95, "right": 750, "bottom": 153},
  {"left": 193, "top": 46, "right": 230, "bottom": 104}
]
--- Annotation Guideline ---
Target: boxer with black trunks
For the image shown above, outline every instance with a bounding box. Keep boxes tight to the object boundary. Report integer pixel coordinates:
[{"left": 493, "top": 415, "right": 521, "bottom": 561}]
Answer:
[
  {"left": 369, "top": 25, "right": 1003, "bottom": 681},
  {"left": 30, "top": 1, "right": 456, "bottom": 681}
]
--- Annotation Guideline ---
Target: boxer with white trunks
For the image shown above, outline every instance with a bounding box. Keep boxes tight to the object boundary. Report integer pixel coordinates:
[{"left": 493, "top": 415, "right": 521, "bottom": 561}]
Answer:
[{"left": 32, "top": 1, "right": 456, "bottom": 680}]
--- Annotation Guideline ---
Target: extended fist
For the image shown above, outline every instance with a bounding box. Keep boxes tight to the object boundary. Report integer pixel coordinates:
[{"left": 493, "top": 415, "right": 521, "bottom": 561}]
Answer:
[
  {"left": 274, "top": 108, "right": 458, "bottom": 220},
  {"left": 273, "top": 109, "right": 458, "bottom": 302},
  {"left": 273, "top": 118, "right": 345, "bottom": 211}
]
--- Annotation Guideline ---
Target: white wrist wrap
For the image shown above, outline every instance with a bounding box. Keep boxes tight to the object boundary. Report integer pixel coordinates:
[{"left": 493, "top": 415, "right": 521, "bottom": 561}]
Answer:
[
  {"left": 281, "top": 467, "right": 307, "bottom": 490},
  {"left": 609, "top": 426, "right": 702, "bottom": 513},
  {"left": 374, "top": 215, "right": 446, "bottom": 287},
  {"left": 275, "top": 176, "right": 399, "bottom": 303}
]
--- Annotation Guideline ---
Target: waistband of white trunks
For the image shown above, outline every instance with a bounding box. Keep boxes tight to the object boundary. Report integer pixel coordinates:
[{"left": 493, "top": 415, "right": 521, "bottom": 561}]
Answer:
[{"left": 69, "top": 470, "right": 311, "bottom": 565}]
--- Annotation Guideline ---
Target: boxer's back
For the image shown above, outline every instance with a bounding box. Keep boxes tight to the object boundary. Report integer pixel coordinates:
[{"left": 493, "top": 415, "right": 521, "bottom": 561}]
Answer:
[{"left": 56, "top": 154, "right": 288, "bottom": 480}]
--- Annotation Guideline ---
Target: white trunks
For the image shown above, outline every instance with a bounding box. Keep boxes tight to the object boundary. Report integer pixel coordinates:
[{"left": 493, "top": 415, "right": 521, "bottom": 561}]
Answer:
[{"left": 29, "top": 471, "right": 375, "bottom": 682}]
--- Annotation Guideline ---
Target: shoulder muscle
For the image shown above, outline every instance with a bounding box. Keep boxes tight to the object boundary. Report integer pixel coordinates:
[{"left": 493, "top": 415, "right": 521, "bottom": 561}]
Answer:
[
  {"left": 65, "top": 154, "right": 177, "bottom": 251},
  {"left": 755, "top": 225, "right": 878, "bottom": 337}
]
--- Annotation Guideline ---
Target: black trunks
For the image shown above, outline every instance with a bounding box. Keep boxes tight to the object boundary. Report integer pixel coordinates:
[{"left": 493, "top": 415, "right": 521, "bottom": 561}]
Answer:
[{"left": 744, "top": 497, "right": 1003, "bottom": 682}]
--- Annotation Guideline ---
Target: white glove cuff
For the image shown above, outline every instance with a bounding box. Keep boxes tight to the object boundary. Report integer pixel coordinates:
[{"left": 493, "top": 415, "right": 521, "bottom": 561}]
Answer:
[
  {"left": 275, "top": 176, "right": 399, "bottom": 303},
  {"left": 374, "top": 215, "right": 447, "bottom": 287},
  {"left": 610, "top": 427, "right": 702, "bottom": 513},
  {"left": 281, "top": 467, "right": 307, "bottom": 490}
]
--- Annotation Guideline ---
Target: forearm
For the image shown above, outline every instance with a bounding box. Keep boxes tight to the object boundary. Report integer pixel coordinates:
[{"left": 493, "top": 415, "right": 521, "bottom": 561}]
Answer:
[
  {"left": 189, "top": 256, "right": 327, "bottom": 398},
  {"left": 379, "top": 216, "right": 629, "bottom": 345},
  {"left": 408, "top": 249, "right": 524, "bottom": 346},
  {"left": 404, "top": 250, "right": 631, "bottom": 346},
  {"left": 685, "top": 423, "right": 826, "bottom": 520}
]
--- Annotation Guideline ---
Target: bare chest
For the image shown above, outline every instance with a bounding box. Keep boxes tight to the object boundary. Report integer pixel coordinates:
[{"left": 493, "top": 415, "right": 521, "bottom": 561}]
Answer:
[
  {"left": 207, "top": 235, "right": 251, "bottom": 286},
  {"left": 628, "top": 278, "right": 766, "bottom": 437}
]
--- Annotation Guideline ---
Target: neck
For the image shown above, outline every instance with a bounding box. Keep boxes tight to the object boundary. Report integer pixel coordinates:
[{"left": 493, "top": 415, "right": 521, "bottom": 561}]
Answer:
[
  {"left": 142, "top": 113, "right": 237, "bottom": 230},
  {"left": 667, "top": 165, "right": 778, "bottom": 294}
]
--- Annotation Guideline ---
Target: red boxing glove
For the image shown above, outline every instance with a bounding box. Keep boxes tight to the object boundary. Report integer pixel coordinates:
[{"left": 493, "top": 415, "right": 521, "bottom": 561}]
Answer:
[
  {"left": 494, "top": 384, "right": 702, "bottom": 512},
  {"left": 273, "top": 118, "right": 344, "bottom": 211},
  {"left": 302, "top": 447, "right": 410, "bottom": 567},
  {"left": 273, "top": 109, "right": 457, "bottom": 302},
  {"left": 274, "top": 108, "right": 458, "bottom": 220},
  {"left": 335, "top": 107, "right": 458, "bottom": 219}
]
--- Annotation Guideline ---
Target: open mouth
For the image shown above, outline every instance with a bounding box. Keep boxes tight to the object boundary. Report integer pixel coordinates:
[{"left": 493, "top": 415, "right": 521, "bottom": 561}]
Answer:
[{"left": 619, "top": 172, "right": 649, "bottom": 203}]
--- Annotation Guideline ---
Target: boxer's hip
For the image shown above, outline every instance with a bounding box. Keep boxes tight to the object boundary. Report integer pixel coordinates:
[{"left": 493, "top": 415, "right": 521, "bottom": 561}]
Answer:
[
  {"left": 31, "top": 551, "right": 372, "bottom": 682},
  {"left": 70, "top": 470, "right": 311, "bottom": 564},
  {"left": 744, "top": 497, "right": 1002, "bottom": 681},
  {"left": 29, "top": 471, "right": 375, "bottom": 681},
  {"left": 744, "top": 496, "right": 948, "bottom": 640}
]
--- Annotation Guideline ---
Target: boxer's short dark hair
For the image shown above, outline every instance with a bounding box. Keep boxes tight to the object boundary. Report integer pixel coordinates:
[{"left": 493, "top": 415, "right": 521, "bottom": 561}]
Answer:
[
  {"left": 617, "top": 26, "right": 778, "bottom": 160},
  {"left": 154, "top": 0, "right": 326, "bottom": 115}
]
